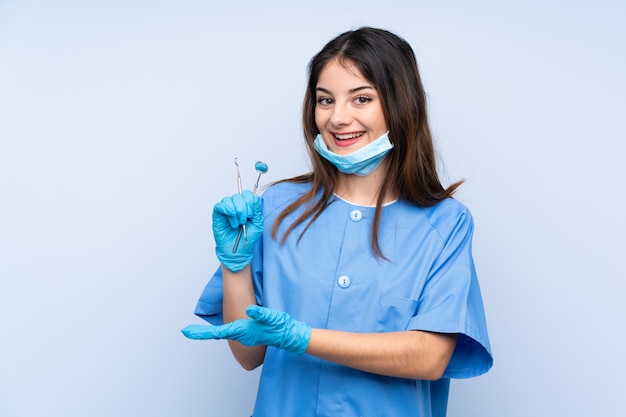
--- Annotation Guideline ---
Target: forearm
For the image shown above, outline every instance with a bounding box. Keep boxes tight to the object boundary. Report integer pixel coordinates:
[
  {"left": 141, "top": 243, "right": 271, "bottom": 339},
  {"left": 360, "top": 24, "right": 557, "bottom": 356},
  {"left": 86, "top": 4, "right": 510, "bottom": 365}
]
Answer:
[
  {"left": 306, "top": 329, "right": 458, "bottom": 380},
  {"left": 222, "top": 265, "right": 266, "bottom": 370}
]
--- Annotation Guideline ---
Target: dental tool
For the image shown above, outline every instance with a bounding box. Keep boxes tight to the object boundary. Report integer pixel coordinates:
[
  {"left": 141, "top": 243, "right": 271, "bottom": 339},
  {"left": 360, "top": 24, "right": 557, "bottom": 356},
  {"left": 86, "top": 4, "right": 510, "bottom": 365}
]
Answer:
[
  {"left": 231, "top": 159, "right": 269, "bottom": 253},
  {"left": 252, "top": 161, "right": 269, "bottom": 195},
  {"left": 232, "top": 158, "right": 247, "bottom": 253}
]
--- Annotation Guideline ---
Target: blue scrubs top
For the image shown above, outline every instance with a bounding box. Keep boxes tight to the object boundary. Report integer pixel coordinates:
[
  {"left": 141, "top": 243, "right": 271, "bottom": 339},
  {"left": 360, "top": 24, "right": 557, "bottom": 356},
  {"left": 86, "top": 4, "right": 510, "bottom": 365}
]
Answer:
[{"left": 195, "top": 182, "right": 493, "bottom": 417}]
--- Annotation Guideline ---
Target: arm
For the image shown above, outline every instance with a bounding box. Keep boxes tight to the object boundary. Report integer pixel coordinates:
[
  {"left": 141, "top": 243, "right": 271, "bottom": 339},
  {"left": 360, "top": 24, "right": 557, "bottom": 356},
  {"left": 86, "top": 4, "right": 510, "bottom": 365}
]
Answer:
[
  {"left": 184, "top": 302, "right": 457, "bottom": 380},
  {"left": 307, "top": 329, "right": 457, "bottom": 380},
  {"left": 186, "top": 190, "right": 266, "bottom": 370},
  {"left": 222, "top": 265, "right": 266, "bottom": 370}
]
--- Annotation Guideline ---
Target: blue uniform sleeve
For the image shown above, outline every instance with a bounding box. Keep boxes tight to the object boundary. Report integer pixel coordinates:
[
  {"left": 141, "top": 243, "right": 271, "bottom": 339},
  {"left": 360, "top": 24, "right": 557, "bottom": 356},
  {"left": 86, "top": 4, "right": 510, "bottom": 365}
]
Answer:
[
  {"left": 193, "top": 266, "right": 225, "bottom": 325},
  {"left": 407, "top": 207, "right": 493, "bottom": 379}
]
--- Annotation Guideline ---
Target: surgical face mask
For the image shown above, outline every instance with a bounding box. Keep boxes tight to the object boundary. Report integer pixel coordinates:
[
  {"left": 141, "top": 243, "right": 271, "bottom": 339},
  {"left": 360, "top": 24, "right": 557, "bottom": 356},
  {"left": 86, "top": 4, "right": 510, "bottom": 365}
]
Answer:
[{"left": 313, "top": 132, "right": 394, "bottom": 176}]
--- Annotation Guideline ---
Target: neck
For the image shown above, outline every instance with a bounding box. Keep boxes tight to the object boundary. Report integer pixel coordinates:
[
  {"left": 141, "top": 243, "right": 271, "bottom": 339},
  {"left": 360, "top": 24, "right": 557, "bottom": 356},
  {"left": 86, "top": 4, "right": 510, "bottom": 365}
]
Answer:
[{"left": 334, "top": 158, "right": 397, "bottom": 206}]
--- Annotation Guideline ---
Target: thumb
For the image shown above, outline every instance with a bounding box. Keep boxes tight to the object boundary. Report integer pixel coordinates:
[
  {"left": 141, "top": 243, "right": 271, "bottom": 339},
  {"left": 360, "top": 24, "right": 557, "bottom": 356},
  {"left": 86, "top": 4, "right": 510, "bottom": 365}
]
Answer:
[
  {"left": 245, "top": 305, "right": 272, "bottom": 322},
  {"left": 246, "top": 305, "right": 287, "bottom": 325}
]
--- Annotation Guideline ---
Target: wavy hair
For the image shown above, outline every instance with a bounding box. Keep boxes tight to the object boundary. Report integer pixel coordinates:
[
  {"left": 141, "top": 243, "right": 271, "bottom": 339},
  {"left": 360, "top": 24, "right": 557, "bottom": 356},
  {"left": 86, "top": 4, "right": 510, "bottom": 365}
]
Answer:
[{"left": 271, "top": 27, "right": 462, "bottom": 258}]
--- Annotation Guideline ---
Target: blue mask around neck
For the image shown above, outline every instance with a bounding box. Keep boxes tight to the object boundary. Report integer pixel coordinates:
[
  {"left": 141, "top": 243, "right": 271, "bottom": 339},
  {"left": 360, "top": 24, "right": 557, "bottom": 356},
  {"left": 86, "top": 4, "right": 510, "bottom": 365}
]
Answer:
[{"left": 313, "top": 132, "right": 394, "bottom": 176}]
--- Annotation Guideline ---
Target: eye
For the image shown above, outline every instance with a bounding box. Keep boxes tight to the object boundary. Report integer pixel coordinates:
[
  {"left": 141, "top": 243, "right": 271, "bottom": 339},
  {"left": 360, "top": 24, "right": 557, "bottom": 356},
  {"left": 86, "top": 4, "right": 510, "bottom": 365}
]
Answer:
[
  {"left": 354, "top": 95, "right": 373, "bottom": 105},
  {"left": 316, "top": 97, "right": 333, "bottom": 106}
]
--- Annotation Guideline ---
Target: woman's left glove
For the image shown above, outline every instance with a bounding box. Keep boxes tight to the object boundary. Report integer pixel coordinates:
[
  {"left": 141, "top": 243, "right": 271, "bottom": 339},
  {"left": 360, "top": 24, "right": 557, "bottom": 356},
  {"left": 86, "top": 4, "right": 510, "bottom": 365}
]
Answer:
[
  {"left": 181, "top": 305, "right": 312, "bottom": 355},
  {"left": 212, "top": 190, "right": 263, "bottom": 272}
]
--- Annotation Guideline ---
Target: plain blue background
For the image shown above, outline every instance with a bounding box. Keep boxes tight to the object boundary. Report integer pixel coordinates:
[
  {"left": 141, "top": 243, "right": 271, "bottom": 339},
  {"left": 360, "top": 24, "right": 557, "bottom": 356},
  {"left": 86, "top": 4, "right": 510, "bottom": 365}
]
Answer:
[{"left": 1, "top": 1, "right": 625, "bottom": 416}]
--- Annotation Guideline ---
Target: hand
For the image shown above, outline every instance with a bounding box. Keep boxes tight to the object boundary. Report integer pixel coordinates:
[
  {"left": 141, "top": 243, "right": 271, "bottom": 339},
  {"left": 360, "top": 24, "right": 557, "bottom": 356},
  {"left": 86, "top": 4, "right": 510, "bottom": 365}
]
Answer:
[
  {"left": 212, "top": 190, "right": 263, "bottom": 272},
  {"left": 181, "top": 305, "right": 312, "bottom": 355}
]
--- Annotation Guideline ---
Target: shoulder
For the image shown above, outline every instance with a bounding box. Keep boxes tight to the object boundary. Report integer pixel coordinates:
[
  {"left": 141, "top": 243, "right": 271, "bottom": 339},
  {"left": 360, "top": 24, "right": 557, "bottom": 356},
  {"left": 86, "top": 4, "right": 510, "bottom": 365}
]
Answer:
[
  {"left": 421, "top": 198, "right": 472, "bottom": 222},
  {"left": 260, "top": 181, "right": 313, "bottom": 217},
  {"left": 261, "top": 181, "right": 311, "bottom": 204},
  {"left": 412, "top": 198, "right": 474, "bottom": 241}
]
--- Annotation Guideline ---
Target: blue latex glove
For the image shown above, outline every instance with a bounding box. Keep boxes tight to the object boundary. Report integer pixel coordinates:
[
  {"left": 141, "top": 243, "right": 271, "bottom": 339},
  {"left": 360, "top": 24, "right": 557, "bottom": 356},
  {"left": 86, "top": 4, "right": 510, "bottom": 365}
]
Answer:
[
  {"left": 212, "top": 190, "right": 263, "bottom": 272},
  {"left": 181, "top": 305, "right": 312, "bottom": 355}
]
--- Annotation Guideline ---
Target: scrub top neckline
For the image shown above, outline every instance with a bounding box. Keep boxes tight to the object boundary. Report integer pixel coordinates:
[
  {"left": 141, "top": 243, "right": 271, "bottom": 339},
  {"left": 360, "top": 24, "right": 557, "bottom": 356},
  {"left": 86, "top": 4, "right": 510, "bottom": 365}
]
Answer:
[{"left": 332, "top": 193, "right": 398, "bottom": 208}]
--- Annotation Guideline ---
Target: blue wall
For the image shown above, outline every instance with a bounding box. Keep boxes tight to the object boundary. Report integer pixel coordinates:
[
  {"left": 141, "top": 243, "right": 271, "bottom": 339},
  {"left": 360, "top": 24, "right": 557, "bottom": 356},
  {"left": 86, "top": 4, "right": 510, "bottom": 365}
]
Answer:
[{"left": 1, "top": 1, "right": 625, "bottom": 416}]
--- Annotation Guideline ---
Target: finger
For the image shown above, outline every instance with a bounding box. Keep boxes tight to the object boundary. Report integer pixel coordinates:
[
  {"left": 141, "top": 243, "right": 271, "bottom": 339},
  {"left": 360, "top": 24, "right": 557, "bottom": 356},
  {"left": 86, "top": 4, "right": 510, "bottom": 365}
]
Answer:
[
  {"left": 245, "top": 305, "right": 279, "bottom": 324},
  {"left": 241, "top": 189, "right": 254, "bottom": 205},
  {"left": 251, "top": 195, "right": 263, "bottom": 225},
  {"left": 231, "top": 193, "right": 248, "bottom": 226},
  {"left": 181, "top": 323, "right": 230, "bottom": 340},
  {"left": 212, "top": 205, "right": 232, "bottom": 230},
  {"left": 214, "top": 197, "right": 235, "bottom": 217},
  {"left": 214, "top": 197, "right": 243, "bottom": 229},
  {"left": 181, "top": 324, "right": 214, "bottom": 339}
]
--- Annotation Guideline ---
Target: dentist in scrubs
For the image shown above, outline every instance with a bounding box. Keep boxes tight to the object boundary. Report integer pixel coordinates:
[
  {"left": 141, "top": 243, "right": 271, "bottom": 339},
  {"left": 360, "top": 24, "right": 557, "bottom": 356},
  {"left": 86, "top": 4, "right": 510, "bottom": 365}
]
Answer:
[{"left": 183, "top": 27, "right": 493, "bottom": 417}]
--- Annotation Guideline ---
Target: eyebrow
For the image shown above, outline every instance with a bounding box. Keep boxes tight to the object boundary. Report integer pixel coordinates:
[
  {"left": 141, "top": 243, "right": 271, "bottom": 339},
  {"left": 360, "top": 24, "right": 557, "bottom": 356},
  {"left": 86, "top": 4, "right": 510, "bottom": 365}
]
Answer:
[{"left": 315, "top": 86, "right": 375, "bottom": 94}]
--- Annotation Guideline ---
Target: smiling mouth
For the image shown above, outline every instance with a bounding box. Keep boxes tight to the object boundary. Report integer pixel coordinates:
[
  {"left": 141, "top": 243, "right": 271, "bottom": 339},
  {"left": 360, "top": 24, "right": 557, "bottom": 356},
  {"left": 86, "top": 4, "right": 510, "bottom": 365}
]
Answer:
[{"left": 334, "top": 132, "right": 364, "bottom": 140}]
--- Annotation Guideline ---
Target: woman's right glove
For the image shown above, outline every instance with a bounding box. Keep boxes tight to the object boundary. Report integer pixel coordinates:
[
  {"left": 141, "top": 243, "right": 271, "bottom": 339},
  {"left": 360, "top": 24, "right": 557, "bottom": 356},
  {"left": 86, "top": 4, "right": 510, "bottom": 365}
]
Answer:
[{"left": 212, "top": 190, "right": 263, "bottom": 272}]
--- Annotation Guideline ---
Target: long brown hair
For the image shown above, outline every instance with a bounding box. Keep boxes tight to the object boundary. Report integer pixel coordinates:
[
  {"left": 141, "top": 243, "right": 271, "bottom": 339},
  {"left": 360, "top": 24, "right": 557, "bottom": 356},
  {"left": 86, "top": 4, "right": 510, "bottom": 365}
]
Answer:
[{"left": 272, "top": 27, "right": 463, "bottom": 258}]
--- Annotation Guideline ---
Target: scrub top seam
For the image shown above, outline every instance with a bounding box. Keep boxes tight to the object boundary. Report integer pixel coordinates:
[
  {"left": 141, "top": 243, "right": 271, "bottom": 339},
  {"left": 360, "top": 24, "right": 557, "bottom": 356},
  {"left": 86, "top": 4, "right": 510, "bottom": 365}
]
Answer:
[{"left": 322, "top": 203, "right": 351, "bottom": 330}]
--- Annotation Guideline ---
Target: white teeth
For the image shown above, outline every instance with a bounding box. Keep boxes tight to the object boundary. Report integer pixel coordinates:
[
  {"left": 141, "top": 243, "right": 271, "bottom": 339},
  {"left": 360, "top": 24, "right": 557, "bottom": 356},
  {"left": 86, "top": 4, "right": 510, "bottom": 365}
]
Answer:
[{"left": 335, "top": 132, "right": 363, "bottom": 140}]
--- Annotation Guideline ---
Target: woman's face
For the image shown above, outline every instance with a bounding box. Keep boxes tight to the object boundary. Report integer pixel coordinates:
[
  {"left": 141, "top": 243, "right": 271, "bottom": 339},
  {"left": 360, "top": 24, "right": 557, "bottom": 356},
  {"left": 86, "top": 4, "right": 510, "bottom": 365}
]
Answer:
[{"left": 314, "top": 59, "right": 388, "bottom": 155}]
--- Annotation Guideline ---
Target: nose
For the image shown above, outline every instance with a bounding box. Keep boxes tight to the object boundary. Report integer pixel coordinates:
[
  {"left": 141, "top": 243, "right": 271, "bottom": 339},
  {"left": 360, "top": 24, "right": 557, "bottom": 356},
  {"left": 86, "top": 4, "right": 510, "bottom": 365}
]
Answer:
[{"left": 329, "top": 102, "right": 351, "bottom": 127}]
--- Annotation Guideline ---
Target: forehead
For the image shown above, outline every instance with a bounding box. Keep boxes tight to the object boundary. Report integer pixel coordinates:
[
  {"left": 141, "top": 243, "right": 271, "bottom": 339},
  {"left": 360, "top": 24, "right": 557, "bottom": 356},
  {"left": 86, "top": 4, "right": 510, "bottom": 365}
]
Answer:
[{"left": 316, "top": 58, "right": 372, "bottom": 89}]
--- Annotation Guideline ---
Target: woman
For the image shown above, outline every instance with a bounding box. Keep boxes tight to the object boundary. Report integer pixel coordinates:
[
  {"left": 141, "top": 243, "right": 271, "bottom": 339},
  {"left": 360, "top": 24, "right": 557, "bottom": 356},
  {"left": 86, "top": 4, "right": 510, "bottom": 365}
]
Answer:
[{"left": 183, "top": 27, "right": 492, "bottom": 417}]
